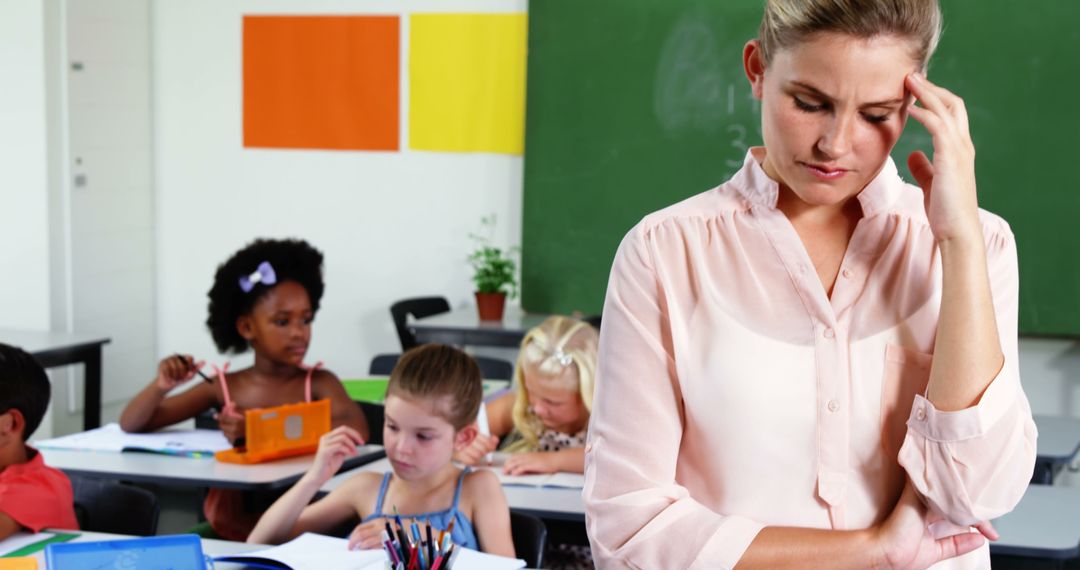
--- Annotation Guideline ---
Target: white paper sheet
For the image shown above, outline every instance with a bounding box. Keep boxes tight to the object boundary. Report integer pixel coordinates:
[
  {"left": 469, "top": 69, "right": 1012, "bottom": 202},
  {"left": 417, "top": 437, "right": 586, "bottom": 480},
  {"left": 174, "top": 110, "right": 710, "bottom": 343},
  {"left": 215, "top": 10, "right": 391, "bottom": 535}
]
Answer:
[
  {"left": 217, "top": 533, "right": 525, "bottom": 570},
  {"left": 0, "top": 531, "right": 54, "bottom": 556},
  {"left": 34, "top": 423, "right": 231, "bottom": 456}
]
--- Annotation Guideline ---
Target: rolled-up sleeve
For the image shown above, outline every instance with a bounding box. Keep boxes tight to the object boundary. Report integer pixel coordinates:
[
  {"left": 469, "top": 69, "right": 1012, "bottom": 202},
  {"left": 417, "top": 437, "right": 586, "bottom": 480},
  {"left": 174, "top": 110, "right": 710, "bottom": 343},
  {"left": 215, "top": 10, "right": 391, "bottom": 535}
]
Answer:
[
  {"left": 898, "top": 225, "right": 1037, "bottom": 526},
  {"left": 584, "top": 224, "right": 764, "bottom": 569}
]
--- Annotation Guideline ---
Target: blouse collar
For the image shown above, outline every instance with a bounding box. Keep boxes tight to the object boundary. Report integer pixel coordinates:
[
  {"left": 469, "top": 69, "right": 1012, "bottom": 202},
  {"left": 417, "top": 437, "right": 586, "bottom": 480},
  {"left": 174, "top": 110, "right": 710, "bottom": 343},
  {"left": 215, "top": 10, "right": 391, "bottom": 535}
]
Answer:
[{"left": 731, "top": 147, "right": 904, "bottom": 217}]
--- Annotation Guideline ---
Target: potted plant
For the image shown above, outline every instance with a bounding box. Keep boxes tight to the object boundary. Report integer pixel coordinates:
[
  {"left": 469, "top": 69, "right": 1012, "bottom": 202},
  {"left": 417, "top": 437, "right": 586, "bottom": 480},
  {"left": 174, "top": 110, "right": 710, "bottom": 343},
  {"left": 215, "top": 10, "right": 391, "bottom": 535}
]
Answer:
[{"left": 468, "top": 215, "right": 519, "bottom": 321}]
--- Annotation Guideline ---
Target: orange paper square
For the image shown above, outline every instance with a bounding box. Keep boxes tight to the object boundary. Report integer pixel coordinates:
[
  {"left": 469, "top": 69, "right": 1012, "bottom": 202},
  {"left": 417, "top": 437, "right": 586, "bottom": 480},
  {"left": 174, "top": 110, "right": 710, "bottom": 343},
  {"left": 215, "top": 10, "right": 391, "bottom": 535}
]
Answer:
[{"left": 243, "top": 15, "right": 399, "bottom": 151}]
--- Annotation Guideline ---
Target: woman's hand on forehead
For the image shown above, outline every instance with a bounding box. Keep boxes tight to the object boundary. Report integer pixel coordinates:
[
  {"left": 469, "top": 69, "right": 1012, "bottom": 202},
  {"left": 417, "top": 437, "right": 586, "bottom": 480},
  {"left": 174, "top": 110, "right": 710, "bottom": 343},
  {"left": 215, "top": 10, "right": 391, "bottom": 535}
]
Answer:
[{"left": 903, "top": 73, "right": 981, "bottom": 244}]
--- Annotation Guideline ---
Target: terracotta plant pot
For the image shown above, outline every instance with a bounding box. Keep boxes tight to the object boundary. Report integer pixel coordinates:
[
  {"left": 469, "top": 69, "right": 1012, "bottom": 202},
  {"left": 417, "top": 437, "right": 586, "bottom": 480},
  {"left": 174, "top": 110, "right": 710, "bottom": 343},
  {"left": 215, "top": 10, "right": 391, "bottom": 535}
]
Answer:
[{"left": 475, "top": 292, "right": 507, "bottom": 321}]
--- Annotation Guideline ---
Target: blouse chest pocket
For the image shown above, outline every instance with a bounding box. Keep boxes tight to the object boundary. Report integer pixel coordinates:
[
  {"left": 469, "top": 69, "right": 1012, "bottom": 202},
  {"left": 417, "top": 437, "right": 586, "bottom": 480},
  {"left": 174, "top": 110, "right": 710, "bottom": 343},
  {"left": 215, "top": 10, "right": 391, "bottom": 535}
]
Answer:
[{"left": 880, "top": 344, "right": 933, "bottom": 458}]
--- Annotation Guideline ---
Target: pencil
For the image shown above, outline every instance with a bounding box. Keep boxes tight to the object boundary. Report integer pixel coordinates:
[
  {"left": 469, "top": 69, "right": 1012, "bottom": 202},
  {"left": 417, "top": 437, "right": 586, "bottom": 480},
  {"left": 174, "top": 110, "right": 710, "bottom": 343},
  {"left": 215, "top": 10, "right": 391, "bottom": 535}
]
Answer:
[
  {"left": 174, "top": 353, "right": 212, "bottom": 383},
  {"left": 425, "top": 518, "right": 434, "bottom": 567},
  {"left": 393, "top": 506, "right": 409, "bottom": 554}
]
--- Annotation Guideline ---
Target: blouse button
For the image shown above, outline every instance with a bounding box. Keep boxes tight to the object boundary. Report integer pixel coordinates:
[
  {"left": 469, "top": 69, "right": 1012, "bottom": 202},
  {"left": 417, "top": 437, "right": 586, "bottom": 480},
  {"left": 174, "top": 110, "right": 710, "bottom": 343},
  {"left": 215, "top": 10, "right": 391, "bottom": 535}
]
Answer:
[
  {"left": 827, "top": 400, "right": 840, "bottom": 412},
  {"left": 915, "top": 407, "right": 927, "bottom": 421},
  {"left": 823, "top": 328, "right": 835, "bottom": 339},
  {"left": 798, "top": 264, "right": 808, "bottom": 274},
  {"left": 842, "top": 269, "right": 853, "bottom": 279}
]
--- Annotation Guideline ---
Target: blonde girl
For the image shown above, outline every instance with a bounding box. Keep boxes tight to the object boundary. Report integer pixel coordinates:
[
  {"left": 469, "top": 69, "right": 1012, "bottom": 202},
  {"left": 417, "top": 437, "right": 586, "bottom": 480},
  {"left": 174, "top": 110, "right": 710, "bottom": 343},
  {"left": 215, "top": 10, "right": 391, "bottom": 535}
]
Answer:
[{"left": 458, "top": 315, "right": 598, "bottom": 476}]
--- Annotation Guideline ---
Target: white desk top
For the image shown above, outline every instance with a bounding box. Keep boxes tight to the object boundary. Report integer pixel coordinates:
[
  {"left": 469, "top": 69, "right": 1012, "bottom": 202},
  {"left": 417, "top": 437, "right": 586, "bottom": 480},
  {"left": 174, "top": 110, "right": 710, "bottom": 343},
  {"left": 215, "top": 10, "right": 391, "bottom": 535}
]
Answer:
[
  {"left": 991, "top": 484, "right": 1080, "bottom": 559},
  {"left": 41, "top": 445, "right": 385, "bottom": 491},
  {"left": 0, "top": 328, "right": 110, "bottom": 353},
  {"left": 410, "top": 307, "right": 549, "bottom": 334},
  {"left": 1034, "top": 414, "right": 1080, "bottom": 463},
  {"left": 320, "top": 457, "right": 585, "bottom": 522}
]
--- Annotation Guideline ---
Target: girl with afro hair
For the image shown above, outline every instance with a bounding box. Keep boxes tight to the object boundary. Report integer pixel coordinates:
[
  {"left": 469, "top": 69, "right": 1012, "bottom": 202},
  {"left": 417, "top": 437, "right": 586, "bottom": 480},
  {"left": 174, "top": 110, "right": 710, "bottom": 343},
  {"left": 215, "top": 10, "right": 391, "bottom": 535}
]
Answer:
[{"left": 120, "top": 238, "right": 368, "bottom": 540}]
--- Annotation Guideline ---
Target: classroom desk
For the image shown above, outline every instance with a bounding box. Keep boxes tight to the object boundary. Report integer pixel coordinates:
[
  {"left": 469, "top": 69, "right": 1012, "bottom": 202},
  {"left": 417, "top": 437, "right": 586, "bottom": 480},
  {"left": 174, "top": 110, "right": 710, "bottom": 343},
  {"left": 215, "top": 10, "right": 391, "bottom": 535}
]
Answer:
[
  {"left": 990, "top": 484, "right": 1080, "bottom": 568},
  {"left": 41, "top": 444, "right": 385, "bottom": 491},
  {"left": 1032, "top": 414, "right": 1080, "bottom": 485},
  {"left": 26, "top": 529, "right": 262, "bottom": 568},
  {"left": 320, "top": 457, "right": 585, "bottom": 522},
  {"left": 409, "top": 306, "right": 549, "bottom": 348},
  {"left": 0, "top": 328, "right": 110, "bottom": 430}
]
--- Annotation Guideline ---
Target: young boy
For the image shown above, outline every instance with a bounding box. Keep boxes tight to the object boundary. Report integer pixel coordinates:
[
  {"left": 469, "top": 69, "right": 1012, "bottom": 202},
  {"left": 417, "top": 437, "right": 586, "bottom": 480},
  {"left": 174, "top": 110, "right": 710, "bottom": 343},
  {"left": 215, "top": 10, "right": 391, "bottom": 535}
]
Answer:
[{"left": 0, "top": 343, "right": 78, "bottom": 538}]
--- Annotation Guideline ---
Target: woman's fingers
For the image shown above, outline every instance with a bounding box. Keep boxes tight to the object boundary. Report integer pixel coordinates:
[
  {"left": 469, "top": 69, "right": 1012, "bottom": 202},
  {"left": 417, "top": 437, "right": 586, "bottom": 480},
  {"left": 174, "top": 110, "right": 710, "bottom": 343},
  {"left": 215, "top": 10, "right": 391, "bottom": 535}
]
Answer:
[
  {"left": 906, "top": 151, "right": 935, "bottom": 195},
  {"left": 935, "top": 532, "right": 985, "bottom": 562},
  {"left": 973, "top": 521, "right": 999, "bottom": 541},
  {"left": 907, "top": 74, "right": 974, "bottom": 147},
  {"left": 906, "top": 74, "right": 950, "bottom": 116}
]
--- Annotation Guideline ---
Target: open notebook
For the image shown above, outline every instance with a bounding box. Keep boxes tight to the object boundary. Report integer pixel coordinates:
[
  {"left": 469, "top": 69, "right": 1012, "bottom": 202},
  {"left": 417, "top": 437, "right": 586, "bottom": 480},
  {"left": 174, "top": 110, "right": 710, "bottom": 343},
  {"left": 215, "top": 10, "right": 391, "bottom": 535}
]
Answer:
[
  {"left": 215, "top": 533, "right": 525, "bottom": 570},
  {"left": 34, "top": 423, "right": 232, "bottom": 458},
  {"left": 361, "top": 456, "right": 585, "bottom": 489},
  {"left": 484, "top": 453, "right": 585, "bottom": 489}
]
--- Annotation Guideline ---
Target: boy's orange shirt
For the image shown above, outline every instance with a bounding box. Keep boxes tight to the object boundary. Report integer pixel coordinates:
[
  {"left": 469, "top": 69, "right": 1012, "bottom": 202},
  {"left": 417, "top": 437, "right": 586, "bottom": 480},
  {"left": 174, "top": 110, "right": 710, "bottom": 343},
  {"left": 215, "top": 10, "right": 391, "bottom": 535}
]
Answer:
[{"left": 0, "top": 448, "right": 78, "bottom": 532}]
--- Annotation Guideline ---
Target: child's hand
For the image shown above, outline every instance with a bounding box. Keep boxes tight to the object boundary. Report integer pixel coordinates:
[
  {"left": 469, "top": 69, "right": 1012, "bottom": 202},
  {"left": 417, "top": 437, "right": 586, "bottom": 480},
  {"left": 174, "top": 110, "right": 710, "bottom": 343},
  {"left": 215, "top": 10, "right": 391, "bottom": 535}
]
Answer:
[
  {"left": 155, "top": 355, "right": 205, "bottom": 392},
  {"left": 307, "top": 426, "right": 365, "bottom": 484},
  {"left": 215, "top": 405, "right": 246, "bottom": 445},
  {"left": 454, "top": 434, "right": 499, "bottom": 466},
  {"left": 347, "top": 517, "right": 388, "bottom": 551},
  {"left": 503, "top": 451, "right": 559, "bottom": 475}
]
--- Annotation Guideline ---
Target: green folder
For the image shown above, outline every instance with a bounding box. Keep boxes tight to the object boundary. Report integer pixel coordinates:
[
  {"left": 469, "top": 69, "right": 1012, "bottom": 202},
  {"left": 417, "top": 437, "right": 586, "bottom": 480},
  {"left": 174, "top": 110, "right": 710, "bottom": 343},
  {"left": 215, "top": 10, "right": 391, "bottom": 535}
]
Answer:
[
  {"left": 342, "top": 378, "right": 510, "bottom": 404},
  {"left": 341, "top": 378, "right": 389, "bottom": 403},
  {"left": 2, "top": 532, "right": 79, "bottom": 557}
]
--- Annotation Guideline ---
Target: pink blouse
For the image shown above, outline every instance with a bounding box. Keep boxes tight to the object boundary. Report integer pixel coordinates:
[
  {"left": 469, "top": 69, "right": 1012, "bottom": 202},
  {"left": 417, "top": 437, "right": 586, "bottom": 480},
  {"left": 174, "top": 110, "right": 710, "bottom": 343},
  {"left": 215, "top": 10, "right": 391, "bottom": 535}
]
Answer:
[{"left": 583, "top": 149, "right": 1037, "bottom": 569}]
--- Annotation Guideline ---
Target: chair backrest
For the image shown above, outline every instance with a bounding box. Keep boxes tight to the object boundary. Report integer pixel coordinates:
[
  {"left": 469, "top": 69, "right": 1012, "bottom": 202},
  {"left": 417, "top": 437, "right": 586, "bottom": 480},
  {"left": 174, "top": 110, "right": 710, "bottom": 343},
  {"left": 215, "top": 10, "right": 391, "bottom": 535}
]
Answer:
[
  {"left": 371, "top": 353, "right": 513, "bottom": 381},
  {"left": 357, "top": 400, "right": 385, "bottom": 445},
  {"left": 194, "top": 408, "right": 217, "bottom": 430},
  {"left": 584, "top": 314, "right": 602, "bottom": 332},
  {"left": 369, "top": 353, "right": 400, "bottom": 376},
  {"left": 71, "top": 476, "right": 160, "bottom": 536},
  {"left": 389, "top": 297, "right": 451, "bottom": 351},
  {"left": 510, "top": 511, "right": 547, "bottom": 569},
  {"left": 474, "top": 356, "right": 514, "bottom": 380}
]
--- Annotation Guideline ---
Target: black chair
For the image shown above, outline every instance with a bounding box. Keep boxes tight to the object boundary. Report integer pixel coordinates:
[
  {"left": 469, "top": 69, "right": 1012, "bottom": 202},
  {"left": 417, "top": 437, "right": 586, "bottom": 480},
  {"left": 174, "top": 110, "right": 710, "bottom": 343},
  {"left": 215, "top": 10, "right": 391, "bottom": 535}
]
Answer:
[
  {"left": 358, "top": 400, "right": 385, "bottom": 445},
  {"left": 390, "top": 297, "right": 451, "bottom": 351},
  {"left": 584, "top": 314, "right": 602, "bottom": 332},
  {"left": 71, "top": 476, "right": 160, "bottom": 536},
  {"left": 370, "top": 353, "right": 513, "bottom": 380},
  {"left": 510, "top": 511, "right": 548, "bottom": 569},
  {"left": 369, "top": 353, "right": 401, "bottom": 375},
  {"left": 194, "top": 408, "right": 217, "bottom": 430}
]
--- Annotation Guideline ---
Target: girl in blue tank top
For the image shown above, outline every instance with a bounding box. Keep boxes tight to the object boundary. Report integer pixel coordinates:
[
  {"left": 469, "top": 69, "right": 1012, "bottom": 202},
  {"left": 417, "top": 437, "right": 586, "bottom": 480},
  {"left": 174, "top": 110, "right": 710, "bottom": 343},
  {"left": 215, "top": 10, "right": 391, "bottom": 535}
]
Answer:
[{"left": 248, "top": 345, "right": 516, "bottom": 559}]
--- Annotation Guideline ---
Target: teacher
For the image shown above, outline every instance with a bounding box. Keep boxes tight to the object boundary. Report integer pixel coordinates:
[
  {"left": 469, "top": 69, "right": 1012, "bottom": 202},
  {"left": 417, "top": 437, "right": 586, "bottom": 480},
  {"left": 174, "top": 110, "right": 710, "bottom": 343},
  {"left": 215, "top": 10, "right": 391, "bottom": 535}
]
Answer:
[{"left": 583, "top": 1, "right": 1036, "bottom": 568}]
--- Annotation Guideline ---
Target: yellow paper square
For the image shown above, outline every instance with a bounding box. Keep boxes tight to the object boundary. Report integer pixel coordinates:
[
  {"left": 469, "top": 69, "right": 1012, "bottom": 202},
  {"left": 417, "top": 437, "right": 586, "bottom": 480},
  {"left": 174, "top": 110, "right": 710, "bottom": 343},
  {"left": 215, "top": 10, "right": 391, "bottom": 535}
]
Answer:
[{"left": 409, "top": 13, "right": 527, "bottom": 155}]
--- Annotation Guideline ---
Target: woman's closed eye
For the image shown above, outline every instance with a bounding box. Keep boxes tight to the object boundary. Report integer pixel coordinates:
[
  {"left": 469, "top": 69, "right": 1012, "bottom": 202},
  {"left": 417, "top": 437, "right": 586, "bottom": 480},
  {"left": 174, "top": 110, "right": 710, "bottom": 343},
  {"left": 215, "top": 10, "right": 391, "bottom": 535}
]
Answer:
[
  {"left": 793, "top": 95, "right": 827, "bottom": 113},
  {"left": 794, "top": 95, "right": 892, "bottom": 124},
  {"left": 861, "top": 111, "right": 891, "bottom": 124}
]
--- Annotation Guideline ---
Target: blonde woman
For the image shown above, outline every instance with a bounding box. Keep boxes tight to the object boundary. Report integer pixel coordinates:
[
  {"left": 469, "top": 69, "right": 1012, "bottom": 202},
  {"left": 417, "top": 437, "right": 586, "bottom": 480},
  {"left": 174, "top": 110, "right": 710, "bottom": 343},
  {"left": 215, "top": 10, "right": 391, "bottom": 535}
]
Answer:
[
  {"left": 585, "top": 1, "right": 1036, "bottom": 568},
  {"left": 457, "top": 315, "right": 598, "bottom": 476}
]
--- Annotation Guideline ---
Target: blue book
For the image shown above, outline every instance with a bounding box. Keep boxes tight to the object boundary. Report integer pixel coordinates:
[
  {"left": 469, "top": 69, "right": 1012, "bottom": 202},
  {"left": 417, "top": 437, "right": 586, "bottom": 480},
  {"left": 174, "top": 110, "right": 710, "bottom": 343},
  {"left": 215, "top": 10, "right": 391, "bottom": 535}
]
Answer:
[{"left": 45, "top": 534, "right": 209, "bottom": 569}]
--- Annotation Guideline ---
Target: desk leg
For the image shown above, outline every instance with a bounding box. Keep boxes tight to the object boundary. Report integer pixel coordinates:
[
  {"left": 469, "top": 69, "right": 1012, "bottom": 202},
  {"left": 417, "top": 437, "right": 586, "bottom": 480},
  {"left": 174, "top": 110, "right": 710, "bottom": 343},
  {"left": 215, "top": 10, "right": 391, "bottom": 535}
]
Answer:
[{"left": 83, "top": 346, "right": 102, "bottom": 430}]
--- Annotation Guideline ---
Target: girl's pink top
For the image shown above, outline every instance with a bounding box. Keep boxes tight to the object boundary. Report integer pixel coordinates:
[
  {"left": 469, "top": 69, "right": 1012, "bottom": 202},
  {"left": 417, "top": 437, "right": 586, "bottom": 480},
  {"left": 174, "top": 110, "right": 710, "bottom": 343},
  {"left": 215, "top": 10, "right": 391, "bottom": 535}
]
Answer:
[{"left": 583, "top": 149, "right": 1036, "bottom": 569}]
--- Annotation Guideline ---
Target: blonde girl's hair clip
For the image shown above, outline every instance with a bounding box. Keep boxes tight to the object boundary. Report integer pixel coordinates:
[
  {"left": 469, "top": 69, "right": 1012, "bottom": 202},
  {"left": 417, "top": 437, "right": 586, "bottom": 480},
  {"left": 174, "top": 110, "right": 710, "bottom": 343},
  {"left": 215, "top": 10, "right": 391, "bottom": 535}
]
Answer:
[{"left": 549, "top": 347, "right": 573, "bottom": 367}]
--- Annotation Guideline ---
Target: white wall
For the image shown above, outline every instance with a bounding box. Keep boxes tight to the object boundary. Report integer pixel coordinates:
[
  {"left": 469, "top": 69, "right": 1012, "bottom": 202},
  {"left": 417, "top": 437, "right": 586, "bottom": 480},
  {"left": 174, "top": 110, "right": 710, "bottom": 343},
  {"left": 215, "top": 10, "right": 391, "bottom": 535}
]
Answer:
[
  {"left": 0, "top": 0, "right": 51, "bottom": 332},
  {"left": 152, "top": 0, "right": 527, "bottom": 378},
  {"left": 64, "top": 0, "right": 157, "bottom": 411}
]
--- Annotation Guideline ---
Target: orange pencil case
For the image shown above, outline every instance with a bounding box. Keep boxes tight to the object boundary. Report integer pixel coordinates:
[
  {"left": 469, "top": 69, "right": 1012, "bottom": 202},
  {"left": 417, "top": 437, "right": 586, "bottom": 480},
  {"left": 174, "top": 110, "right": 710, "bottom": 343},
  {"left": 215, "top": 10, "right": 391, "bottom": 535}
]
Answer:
[{"left": 215, "top": 399, "right": 330, "bottom": 464}]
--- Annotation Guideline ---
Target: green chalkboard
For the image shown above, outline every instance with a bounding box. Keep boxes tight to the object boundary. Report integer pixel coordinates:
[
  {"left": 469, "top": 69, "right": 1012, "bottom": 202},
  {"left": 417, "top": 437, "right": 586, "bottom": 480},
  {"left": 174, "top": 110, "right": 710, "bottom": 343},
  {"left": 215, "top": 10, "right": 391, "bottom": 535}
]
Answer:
[{"left": 522, "top": 0, "right": 1080, "bottom": 336}]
